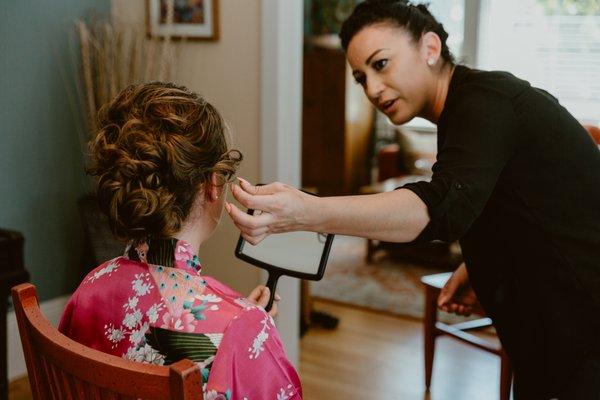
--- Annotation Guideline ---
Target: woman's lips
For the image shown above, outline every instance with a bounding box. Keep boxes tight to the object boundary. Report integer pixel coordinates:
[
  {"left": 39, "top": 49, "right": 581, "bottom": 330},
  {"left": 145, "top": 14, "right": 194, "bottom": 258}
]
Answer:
[{"left": 380, "top": 98, "right": 398, "bottom": 113}]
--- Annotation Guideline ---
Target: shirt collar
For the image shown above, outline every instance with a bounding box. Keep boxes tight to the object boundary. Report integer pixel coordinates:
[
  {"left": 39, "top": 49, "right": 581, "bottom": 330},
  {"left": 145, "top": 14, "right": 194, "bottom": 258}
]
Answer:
[{"left": 125, "top": 237, "right": 202, "bottom": 275}]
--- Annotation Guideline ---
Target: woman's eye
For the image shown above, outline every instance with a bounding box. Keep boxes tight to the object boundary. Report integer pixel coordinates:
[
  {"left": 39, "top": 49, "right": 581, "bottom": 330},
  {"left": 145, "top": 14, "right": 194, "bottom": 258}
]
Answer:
[
  {"left": 354, "top": 75, "right": 366, "bottom": 86},
  {"left": 373, "top": 59, "right": 388, "bottom": 71}
]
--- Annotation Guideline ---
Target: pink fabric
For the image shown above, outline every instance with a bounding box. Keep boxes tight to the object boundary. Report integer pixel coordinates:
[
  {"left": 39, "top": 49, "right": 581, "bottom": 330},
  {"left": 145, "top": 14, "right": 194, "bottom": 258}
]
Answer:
[{"left": 59, "top": 239, "right": 302, "bottom": 399}]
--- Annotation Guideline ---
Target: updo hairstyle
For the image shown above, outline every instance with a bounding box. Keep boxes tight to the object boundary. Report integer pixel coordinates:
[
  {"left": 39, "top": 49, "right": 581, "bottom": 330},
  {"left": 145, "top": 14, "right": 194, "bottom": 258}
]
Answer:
[
  {"left": 88, "top": 82, "right": 242, "bottom": 241},
  {"left": 339, "top": 0, "right": 455, "bottom": 64}
]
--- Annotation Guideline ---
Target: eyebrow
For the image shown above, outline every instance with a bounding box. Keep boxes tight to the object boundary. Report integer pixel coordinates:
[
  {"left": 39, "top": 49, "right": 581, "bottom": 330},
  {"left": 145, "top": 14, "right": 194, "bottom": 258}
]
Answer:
[
  {"left": 365, "top": 48, "right": 388, "bottom": 65},
  {"left": 352, "top": 48, "right": 389, "bottom": 79}
]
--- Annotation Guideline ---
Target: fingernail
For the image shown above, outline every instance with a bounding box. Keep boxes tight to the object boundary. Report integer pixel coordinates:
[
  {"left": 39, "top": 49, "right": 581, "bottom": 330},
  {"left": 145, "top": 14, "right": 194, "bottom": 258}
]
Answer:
[
  {"left": 225, "top": 202, "right": 231, "bottom": 212},
  {"left": 237, "top": 177, "right": 250, "bottom": 185},
  {"left": 275, "top": 294, "right": 281, "bottom": 301}
]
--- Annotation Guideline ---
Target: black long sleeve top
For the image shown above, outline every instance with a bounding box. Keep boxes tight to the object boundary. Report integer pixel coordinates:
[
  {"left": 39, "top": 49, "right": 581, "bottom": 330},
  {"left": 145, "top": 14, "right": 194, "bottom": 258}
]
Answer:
[{"left": 402, "top": 65, "right": 600, "bottom": 398}]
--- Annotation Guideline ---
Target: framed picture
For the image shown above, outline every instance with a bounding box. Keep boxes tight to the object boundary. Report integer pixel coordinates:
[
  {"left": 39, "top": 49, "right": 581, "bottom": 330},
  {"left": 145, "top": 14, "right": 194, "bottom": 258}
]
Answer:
[{"left": 147, "top": 0, "right": 219, "bottom": 41}]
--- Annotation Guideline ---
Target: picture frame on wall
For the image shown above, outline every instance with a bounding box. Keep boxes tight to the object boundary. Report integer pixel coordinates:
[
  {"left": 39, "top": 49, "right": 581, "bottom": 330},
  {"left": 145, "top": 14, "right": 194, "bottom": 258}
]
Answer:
[{"left": 147, "top": 0, "right": 219, "bottom": 41}]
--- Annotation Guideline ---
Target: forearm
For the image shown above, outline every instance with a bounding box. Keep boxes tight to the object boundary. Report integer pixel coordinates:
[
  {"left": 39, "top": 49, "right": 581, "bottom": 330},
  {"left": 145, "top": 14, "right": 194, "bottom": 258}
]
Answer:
[{"left": 305, "top": 189, "right": 430, "bottom": 242}]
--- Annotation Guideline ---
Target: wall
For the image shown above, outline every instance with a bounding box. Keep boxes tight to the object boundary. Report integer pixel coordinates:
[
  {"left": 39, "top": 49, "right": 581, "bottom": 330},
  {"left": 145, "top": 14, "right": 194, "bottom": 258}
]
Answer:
[
  {"left": 0, "top": 0, "right": 110, "bottom": 302},
  {"left": 111, "top": 0, "right": 262, "bottom": 296}
]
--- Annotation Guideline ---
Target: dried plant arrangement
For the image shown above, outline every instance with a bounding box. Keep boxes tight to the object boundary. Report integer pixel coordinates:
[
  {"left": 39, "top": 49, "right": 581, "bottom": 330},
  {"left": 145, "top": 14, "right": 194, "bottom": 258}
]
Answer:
[{"left": 74, "top": 1, "right": 178, "bottom": 138}]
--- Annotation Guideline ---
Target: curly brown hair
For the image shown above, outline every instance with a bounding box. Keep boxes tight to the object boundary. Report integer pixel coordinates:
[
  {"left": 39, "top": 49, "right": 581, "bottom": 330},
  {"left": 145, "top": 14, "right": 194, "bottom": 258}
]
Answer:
[{"left": 88, "top": 82, "right": 242, "bottom": 241}]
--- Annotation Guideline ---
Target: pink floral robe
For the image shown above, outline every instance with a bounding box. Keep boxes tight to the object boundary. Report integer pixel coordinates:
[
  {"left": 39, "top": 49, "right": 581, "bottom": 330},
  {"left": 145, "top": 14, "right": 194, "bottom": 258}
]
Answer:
[{"left": 59, "top": 238, "right": 302, "bottom": 400}]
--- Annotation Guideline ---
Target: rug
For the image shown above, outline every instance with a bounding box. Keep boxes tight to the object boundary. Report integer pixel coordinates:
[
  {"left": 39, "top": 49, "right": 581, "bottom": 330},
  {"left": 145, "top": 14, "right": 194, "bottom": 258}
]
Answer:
[{"left": 311, "top": 235, "right": 473, "bottom": 323}]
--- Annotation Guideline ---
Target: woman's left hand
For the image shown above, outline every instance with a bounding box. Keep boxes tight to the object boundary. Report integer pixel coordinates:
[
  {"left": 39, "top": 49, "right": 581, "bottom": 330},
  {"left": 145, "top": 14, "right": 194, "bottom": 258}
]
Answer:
[{"left": 247, "top": 285, "right": 281, "bottom": 317}]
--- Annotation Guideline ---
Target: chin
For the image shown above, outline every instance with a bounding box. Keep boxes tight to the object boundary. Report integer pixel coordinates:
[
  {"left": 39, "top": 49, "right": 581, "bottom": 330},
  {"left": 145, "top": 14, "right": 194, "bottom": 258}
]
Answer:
[
  {"left": 389, "top": 106, "right": 421, "bottom": 126},
  {"left": 388, "top": 114, "right": 411, "bottom": 126}
]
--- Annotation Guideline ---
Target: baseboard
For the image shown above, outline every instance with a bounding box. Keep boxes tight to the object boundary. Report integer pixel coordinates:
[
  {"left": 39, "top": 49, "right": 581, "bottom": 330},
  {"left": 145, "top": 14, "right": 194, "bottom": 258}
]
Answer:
[{"left": 7, "top": 294, "right": 70, "bottom": 381}]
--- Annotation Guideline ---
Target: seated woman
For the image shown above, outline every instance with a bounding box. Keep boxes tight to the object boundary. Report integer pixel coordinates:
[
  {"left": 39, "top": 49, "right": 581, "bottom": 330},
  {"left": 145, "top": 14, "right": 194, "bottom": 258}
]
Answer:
[{"left": 59, "top": 82, "right": 302, "bottom": 399}]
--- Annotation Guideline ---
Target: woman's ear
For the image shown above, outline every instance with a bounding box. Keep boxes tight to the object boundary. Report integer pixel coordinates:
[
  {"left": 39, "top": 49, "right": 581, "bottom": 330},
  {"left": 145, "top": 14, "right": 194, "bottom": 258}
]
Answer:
[
  {"left": 420, "top": 31, "right": 442, "bottom": 66},
  {"left": 207, "top": 172, "right": 221, "bottom": 202}
]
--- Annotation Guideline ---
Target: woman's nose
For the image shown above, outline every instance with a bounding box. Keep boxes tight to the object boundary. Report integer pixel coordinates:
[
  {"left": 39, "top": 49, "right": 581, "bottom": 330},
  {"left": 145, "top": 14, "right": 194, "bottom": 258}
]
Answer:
[{"left": 365, "top": 77, "right": 384, "bottom": 102}]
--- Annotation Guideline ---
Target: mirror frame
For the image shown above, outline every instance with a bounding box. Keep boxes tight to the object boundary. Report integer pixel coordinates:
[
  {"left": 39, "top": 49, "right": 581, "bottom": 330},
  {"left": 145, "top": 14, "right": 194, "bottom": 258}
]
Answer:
[{"left": 234, "top": 208, "right": 335, "bottom": 281}]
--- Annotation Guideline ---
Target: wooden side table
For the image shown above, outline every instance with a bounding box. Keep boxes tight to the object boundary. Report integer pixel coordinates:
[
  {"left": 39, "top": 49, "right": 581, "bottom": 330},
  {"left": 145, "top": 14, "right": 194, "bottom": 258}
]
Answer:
[
  {"left": 421, "top": 272, "right": 512, "bottom": 400},
  {"left": 0, "top": 229, "right": 29, "bottom": 400}
]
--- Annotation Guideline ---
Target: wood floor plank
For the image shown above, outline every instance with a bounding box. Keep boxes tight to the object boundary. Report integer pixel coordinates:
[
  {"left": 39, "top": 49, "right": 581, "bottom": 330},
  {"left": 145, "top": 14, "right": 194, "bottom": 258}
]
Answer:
[{"left": 300, "top": 300, "right": 505, "bottom": 400}]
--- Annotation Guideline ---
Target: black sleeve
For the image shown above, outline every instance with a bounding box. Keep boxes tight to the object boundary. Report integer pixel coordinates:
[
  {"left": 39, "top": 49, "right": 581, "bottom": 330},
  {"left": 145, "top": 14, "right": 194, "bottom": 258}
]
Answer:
[{"left": 401, "top": 89, "right": 520, "bottom": 243}]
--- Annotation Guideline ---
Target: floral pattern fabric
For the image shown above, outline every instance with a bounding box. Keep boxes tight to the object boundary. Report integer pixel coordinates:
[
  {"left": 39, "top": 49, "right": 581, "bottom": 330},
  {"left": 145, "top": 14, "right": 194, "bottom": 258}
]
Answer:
[{"left": 59, "top": 238, "right": 302, "bottom": 399}]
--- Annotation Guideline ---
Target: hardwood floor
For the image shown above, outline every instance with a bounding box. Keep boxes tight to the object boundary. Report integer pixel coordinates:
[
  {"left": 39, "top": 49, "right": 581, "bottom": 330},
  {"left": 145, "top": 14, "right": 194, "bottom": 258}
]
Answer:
[
  {"left": 300, "top": 300, "right": 504, "bottom": 400},
  {"left": 9, "top": 300, "right": 505, "bottom": 400},
  {"left": 8, "top": 375, "right": 30, "bottom": 400}
]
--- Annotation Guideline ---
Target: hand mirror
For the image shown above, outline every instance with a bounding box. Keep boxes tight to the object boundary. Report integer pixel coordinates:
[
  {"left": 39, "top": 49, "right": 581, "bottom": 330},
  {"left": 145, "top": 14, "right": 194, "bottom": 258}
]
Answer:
[{"left": 235, "top": 209, "right": 335, "bottom": 312}]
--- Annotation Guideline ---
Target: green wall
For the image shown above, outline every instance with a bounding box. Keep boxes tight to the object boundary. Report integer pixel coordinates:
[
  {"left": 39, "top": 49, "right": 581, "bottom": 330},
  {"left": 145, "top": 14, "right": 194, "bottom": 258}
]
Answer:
[{"left": 1, "top": 0, "right": 109, "bottom": 302}]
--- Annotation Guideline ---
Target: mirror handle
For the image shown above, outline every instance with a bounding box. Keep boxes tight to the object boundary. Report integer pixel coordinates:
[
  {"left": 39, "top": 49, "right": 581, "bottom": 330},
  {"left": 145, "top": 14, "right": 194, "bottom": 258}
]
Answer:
[{"left": 265, "top": 271, "right": 281, "bottom": 312}]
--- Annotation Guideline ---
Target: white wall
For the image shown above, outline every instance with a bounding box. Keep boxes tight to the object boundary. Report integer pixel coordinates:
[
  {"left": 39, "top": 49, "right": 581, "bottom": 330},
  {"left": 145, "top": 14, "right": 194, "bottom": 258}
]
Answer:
[{"left": 259, "top": 0, "right": 304, "bottom": 367}]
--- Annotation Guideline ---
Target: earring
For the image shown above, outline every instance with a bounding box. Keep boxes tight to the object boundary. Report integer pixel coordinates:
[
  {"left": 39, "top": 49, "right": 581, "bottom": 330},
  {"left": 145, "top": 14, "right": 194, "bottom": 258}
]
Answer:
[{"left": 427, "top": 58, "right": 435, "bottom": 66}]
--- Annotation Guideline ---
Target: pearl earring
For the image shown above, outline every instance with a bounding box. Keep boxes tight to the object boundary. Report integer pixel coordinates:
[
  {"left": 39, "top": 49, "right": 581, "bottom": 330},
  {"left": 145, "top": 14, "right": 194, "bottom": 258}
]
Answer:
[{"left": 427, "top": 58, "right": 435, "bottom": 66}]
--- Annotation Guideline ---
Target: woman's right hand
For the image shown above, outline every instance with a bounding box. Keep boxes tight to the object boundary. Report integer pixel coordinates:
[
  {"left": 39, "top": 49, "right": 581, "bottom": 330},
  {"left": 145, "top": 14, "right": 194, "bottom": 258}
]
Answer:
[
  {"left": 225, "top": 178, "right": 316, "bottom": 245},
  {"left": 437, "top": 263, "right": 478, "bottom": 316}
]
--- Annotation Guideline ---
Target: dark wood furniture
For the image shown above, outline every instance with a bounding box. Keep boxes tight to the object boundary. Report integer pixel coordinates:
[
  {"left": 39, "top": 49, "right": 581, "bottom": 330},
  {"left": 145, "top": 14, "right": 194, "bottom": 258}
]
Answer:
[
  {"left": 11, "top": 283, "right": 202, "bottom": 399},
  {"left": 583, "top": 124, "right": 600, "bottom": 145},
  {"left": 302, "top": 45, "right": 374, "bottom": 196},
  {"left": 1, "top": 229, "right": 29, "bottom": 400},
  {"left": 421, "top": 272, "right": 512, "bottom": 400}
]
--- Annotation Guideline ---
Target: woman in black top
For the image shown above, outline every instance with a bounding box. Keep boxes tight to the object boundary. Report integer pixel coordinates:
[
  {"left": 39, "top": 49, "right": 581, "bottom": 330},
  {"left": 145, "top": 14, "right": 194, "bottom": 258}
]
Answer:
[{"left": 227, "top": 1, "right": 600, "bottom": 397}]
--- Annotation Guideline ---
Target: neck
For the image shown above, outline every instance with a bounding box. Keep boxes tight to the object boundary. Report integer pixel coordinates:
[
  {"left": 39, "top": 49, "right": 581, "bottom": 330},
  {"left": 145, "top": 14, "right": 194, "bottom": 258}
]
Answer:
[
  {"left": 421, "top": 63, "right": 456, "bottom": 124},
  {"left": 175, "top": 212, "right": 215, "bottom": 255}
]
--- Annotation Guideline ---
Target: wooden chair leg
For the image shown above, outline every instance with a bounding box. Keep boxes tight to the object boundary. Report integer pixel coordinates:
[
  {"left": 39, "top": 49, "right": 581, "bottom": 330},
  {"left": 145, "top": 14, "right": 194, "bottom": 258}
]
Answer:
[
  {"left": 500, "top": 350, "right": 512, "bottom": 400},
  {"left": 424, "top": 286, "right": 438, "bottom": 390}
]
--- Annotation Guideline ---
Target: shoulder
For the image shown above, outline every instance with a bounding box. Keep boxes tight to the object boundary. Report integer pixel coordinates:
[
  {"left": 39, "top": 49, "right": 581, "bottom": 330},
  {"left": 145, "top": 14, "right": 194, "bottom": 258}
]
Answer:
[
  {"left": 445, "top": 67, "right": 527, "bottom": 117},
  {"left": 66, "top": 257, "right": 161, "bottom": 324},
  {"left": 60, "top": 257, "right": 162, "bottom": 354},
  {"left": 441, "top": 68, "right": 523, "bottom": 130},
  {"left": 77, "top": 257, "right": 151, "bottom": 292},
  {"left": 455, "top": 66, "right": 530, "bottom": 100}
]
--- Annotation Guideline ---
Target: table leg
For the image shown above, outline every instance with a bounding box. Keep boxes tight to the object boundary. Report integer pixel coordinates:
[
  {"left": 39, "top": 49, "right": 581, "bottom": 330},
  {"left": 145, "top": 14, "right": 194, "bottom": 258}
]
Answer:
[
  {"left": 500, "top": 350, "right": 512, "bottom": 400},
  {"left": 424, "top": 285, "right": 438, "bottom": 390}
]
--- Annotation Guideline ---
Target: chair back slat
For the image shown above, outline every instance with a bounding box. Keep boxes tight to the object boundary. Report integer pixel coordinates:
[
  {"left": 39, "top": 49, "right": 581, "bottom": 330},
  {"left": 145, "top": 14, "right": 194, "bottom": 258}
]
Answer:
[
  {"left": 48, "top": 361, "right": 67, "bottom": 399},
  {"left": 11, "top": 283, "right": 203, "bottom": 400},
  {"left": 71, "top": 376, "right": 88, "bottom": 398},
  {"left": 100, "top": 389, "right": 120, "bottom": 400},
  {"left": 52, "top": 366, "right": 75, "bottom": 400},
  {"left": 58, "top": 369, "right": 76, "bottom": 400}
]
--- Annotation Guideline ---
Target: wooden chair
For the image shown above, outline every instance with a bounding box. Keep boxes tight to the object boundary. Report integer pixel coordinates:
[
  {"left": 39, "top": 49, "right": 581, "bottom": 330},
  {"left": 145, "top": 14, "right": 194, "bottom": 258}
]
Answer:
[
  {"left": 11, "top": 283, "right": 203, "bottom": 400},
  {"left": 421, "top": 272, "right": 512, "bottom": 400},
  {"left": 583, "top": 124, "right": 600, "bottom": 145}
]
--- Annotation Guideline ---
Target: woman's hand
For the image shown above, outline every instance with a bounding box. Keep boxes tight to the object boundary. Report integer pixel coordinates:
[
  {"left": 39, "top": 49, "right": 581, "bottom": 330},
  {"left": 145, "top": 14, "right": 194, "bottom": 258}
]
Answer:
[
  {"left": 247, "top": 285, "right": 281, "bottom": 317},
  {"left": 437, "top": 263, "right": 478, "bottom": 316},
  {"left": 225, "top": 178, "right": 316, "bottom": 245}
]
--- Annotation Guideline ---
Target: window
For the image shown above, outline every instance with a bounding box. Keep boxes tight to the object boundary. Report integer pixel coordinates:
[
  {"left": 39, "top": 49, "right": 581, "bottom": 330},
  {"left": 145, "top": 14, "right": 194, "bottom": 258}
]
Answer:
[{"left": 477, "top": 0, "right": 600, "bottom": 125}]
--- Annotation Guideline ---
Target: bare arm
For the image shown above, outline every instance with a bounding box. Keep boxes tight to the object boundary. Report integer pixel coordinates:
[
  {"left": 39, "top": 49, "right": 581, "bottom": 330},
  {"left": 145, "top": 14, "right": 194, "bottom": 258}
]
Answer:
[
  {"left": 310, "top": 189, "right": 429, "bottom": 242},
  {"left": 226, "top": 179, "right": 430, "bottom": 244}
]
